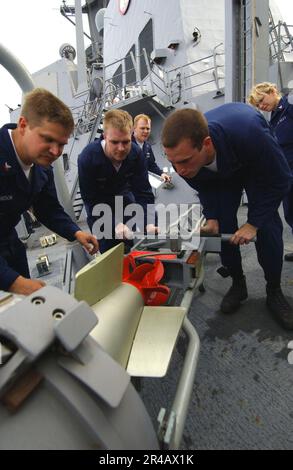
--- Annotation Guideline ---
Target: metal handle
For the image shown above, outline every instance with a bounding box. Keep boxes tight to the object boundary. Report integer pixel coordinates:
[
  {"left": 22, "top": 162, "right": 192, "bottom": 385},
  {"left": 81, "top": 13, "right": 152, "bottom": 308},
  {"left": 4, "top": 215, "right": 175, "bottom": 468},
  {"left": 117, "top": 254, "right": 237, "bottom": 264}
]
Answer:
[
  {"left": 201, "top": 233, "right": 256, "bottom": 243},
  {"left": 221, "top": 233, "right": 257, "bottom": 243},
  {"left": 165, "top": 266, "right": 204, "bottom": 449}
]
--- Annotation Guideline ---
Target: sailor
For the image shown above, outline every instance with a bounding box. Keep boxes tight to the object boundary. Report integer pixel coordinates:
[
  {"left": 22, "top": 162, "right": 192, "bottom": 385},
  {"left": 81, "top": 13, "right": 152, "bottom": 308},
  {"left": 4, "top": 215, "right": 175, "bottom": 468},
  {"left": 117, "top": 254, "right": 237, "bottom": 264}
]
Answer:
[
  {"left": 248, "top": 82, "right": 293, "bottom": 262},
  {"left": 0, "top": 88, "right": 99, "bottom": 295},
  {"left": 78, "top": 109, "right": 156, "bottom": 253},
  {"left": 132, "top": 114, "right": 171, "bottom": 183},
  {"left": 162, "top": 104, "right": 293, "bottom": 330}
]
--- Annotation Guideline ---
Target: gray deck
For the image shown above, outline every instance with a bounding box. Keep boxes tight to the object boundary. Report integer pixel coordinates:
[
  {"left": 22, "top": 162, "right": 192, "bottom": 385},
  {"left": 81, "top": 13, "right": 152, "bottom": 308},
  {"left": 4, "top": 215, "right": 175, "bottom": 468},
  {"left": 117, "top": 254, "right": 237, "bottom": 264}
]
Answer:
[
  {"left": 25, "top": 205, "right": 293, "bottom": 450},
  {"left": 139, "top": 206, "right": 293, "bottom": 449}
]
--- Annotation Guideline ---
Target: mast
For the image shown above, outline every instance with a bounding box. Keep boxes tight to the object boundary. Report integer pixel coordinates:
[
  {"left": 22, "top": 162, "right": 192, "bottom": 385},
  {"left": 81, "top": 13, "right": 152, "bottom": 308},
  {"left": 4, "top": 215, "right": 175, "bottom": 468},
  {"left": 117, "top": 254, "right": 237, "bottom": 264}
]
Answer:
[
  {"left": 74, "top": 0, "right": 88, "bottom": 93},
  {"left": 225, "top": 0, "right": 270, "bottom": 102}
]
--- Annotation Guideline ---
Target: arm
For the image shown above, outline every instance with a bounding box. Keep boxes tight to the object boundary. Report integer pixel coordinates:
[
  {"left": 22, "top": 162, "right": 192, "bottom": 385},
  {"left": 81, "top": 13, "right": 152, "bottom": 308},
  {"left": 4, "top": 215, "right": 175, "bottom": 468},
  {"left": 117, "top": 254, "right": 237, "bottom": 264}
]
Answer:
[
  {"left": 0, "top": 254, "right": 23, "bottom": 291},
  {"left": 74, "top": 230, "right": 99, "bottom": 254},
  {"left": 33, "top": 168, "right": 98, "bottom": 254},
  {"left": 9, "top": 276, "right": 46, "bottom": 295},
  {"left": 0, "top": 255, "right": 45, "bottom": 294}
]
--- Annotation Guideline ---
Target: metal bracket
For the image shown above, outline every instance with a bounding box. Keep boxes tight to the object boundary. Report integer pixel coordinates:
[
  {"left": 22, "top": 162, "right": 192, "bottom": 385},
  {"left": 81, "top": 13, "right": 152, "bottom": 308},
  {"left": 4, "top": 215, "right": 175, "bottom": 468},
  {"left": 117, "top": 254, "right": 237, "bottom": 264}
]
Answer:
[
  {"left": 0, "top": 286, "right": 98, "bottom": 392},
  {"left": 157, "top": 408, "right": 176, "bottom": 449}
]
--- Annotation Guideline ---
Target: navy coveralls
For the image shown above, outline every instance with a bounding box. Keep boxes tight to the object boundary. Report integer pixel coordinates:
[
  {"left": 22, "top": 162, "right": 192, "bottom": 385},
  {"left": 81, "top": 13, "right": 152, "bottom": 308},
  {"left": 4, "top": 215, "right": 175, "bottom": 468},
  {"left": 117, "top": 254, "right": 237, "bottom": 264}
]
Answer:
[
  {"left": 78, "top": 139, "right": 155, "bottom": 253},
  {"left": 0, "top": 124, "right": 80, "bottom": 291},
  {"left": 182, "top": 103, "right": 291, "bottom": 287},
  {"left": 270, "top": 95, "right": 293, "bottom": 231},
  {"left": 132, "top": 136, "right": 163, "bottom": 176}
]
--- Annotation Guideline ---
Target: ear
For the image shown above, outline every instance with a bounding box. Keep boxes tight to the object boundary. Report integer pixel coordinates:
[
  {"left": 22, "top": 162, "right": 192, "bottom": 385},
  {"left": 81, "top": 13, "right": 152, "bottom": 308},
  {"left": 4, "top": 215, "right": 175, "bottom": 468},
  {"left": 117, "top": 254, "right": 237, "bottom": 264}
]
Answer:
[
  {"left": 203, "top": 136, "right": 216, "bottom": 158},
  {"left": 18, "top": 116, "right": 28, "bottom": 135},
  {"left": 203, "top": 136, "right": 212, "bottom": 148}
]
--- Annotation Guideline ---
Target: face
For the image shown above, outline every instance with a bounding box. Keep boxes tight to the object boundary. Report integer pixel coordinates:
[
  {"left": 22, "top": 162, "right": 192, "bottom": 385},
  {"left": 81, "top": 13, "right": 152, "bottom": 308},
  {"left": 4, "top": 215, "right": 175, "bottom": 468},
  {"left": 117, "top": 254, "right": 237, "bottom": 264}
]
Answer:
[
  {"left": 256, "top": 90, "right": 280, "bottom": 112},
  {"left": 104, "top": 127, "right": 132, "bottom": 163},
  {"left": 17, "top": 117, "right": 70, "bottom": 167},
  {"left": 133, "top": 118, "right": 151, "bottom": 143},
  {"left": 164, "top": 137, "right": 214, "bottom": 179}
]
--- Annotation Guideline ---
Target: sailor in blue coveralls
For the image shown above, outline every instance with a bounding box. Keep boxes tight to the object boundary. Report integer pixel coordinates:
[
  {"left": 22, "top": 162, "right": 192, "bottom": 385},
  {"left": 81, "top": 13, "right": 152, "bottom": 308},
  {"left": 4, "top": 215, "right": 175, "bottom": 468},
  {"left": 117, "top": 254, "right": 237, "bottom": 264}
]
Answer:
[
  {"left": 0, "top": 88, "right": 99, "bottom": 296},
  {"left": 162, "top": 104, "right": 293, "bottom": 330},
  {"left": 132, "top": 114, "right": 171, "bottom": 182},
  {"left": 249, "top": 82, "right": 293, "bottom": 261},
  {"left": 78, "top": 109, "right": 157, "bottom": 254}
]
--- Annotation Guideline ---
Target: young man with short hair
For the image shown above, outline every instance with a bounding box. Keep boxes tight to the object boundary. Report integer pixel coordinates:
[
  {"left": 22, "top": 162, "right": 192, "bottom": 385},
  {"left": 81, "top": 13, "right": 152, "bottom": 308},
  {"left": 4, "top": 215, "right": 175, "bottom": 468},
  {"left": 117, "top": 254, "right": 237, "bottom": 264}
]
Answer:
[
  {"left": 78, "top": 109, "right": 156, "bottom": 253},
  {"left": 133, "top": 114, "right": 171, "bottom": 182},
  {"left": 0, "top": 88, "right": 99, "bottom": 295},
  {"left": 162, "top": 104, "right": 293, "bottom": 330}
]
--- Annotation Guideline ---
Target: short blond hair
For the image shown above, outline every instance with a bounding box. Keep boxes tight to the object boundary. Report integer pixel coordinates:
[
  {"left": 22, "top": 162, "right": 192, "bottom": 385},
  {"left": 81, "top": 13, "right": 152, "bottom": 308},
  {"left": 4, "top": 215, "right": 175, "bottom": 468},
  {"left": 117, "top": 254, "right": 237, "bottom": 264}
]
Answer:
[
  {"left": 248, "top": 82, "right": 281, "bottom": 107},
  {"left": 134, "top": 114, "right": 151, "bottom": 127},
  {"left": 21, "top": 88, "right": 74, "bottom": 132},
  {"left": 103, "top": 109, "right": 133, "bottom": 133}
]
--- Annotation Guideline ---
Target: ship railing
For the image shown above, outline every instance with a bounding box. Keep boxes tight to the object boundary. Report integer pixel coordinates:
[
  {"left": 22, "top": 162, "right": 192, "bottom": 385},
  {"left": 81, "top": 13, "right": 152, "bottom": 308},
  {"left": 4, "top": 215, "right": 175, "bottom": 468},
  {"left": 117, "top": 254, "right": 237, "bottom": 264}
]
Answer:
[
  {"left": 67, "top": 43, "right": 225, "bottom": 211},
  {"left": 68, "top": 47, "right": 225, "bottom": 152},
  {"left": 66, "top": 48, "right": 171, "bottom": 219},
  {"left": 67, "top": 90, "right": 106, "bottom": 220},
  {"left": 70, "top": 99, "right": 101, "bottom": 136},
  {"left": 165, "top": 45, "right": 225, "bottom": 105},
  {"left": 67, "top": 44, "right": 225, "bottom": 163},
  {"left": 101, "top": 49, "right": 173, "bottom": 108},
  {"left": 97, "top": 45, "right": 225, "bottom": 111},
  {"left": 147, "top": 62, "right": 172, "bottom": 104},
  {"left": 269, "top": 20, "right": 293, "bottom": 62}
]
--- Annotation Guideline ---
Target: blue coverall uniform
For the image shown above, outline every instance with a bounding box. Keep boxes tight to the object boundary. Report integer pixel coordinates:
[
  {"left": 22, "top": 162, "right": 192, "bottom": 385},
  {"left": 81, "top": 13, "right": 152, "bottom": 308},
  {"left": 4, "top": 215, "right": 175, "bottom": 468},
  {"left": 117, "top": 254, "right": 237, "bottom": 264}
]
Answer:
[
  {"left": 132, "top": 136, "right": 163, "bottom": 176},
  {"left": 0, "top": 124, "right": 80, "bottom": 291},
  {"left": 181, "top": 103, "right": 291, "bottom": 287},
  {"left": 78, "top": 139, "right": 155, "bottom": 253},
  {"left": 270, "top": 95, "right": 293, "bottom": 230}
]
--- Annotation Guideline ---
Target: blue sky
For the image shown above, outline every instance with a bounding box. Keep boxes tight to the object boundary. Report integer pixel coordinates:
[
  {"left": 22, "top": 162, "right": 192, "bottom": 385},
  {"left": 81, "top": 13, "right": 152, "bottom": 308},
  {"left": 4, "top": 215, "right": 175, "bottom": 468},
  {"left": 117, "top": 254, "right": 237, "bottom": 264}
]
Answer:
[{"left": 0, "top": 0, "right": 292, "bottom": 124}]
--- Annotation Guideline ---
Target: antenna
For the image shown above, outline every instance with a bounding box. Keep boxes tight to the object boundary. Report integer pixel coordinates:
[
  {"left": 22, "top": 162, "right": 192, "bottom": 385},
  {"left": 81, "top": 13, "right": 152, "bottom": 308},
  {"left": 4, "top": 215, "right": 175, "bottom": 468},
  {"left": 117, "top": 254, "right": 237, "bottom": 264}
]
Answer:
[{"left": 5, "top": 104, "right": 13, "bottom": 112}]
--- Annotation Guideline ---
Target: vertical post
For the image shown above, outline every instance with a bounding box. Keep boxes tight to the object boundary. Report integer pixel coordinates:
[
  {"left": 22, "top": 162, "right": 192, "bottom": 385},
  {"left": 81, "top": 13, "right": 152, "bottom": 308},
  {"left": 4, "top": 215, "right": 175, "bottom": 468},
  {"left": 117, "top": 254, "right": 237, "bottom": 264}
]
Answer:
[
  {"left": 142, "top": 48, "right": 155, "bottom": 95},
  {"left": 121, "top": 59, "right": 125, "bottom": 89},
  {"left": 164, "top": 68, "right": 173, "bottom": 106},
  {"left": 225, "top": 0, "right": 238, "bottom": 102},
  {"left": 213, "top": 43, "right": 223, "bottom": 93},
  {"left": 130, "top": 50, "right": 142, "bottom": 93},
  {"left": 75, "top": 0, "right": 88, "bottom": 93},
  {"left": 251, "top": 0, "right": 270, "bottom": 86},
  {"left": 225, "top": 0, "right": 270, "bottom": 103}
]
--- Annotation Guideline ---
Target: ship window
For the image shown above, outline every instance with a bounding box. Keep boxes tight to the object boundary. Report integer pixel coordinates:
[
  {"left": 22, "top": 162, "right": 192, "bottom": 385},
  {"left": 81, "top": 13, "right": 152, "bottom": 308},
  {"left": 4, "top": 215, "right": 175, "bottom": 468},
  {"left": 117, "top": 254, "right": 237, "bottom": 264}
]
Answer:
[
  {"left": 125, "top": 45, "right": 136, "bottom": 85},
  {"left": 139, "top": 19, "right": 153, "bottom": 80}
]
